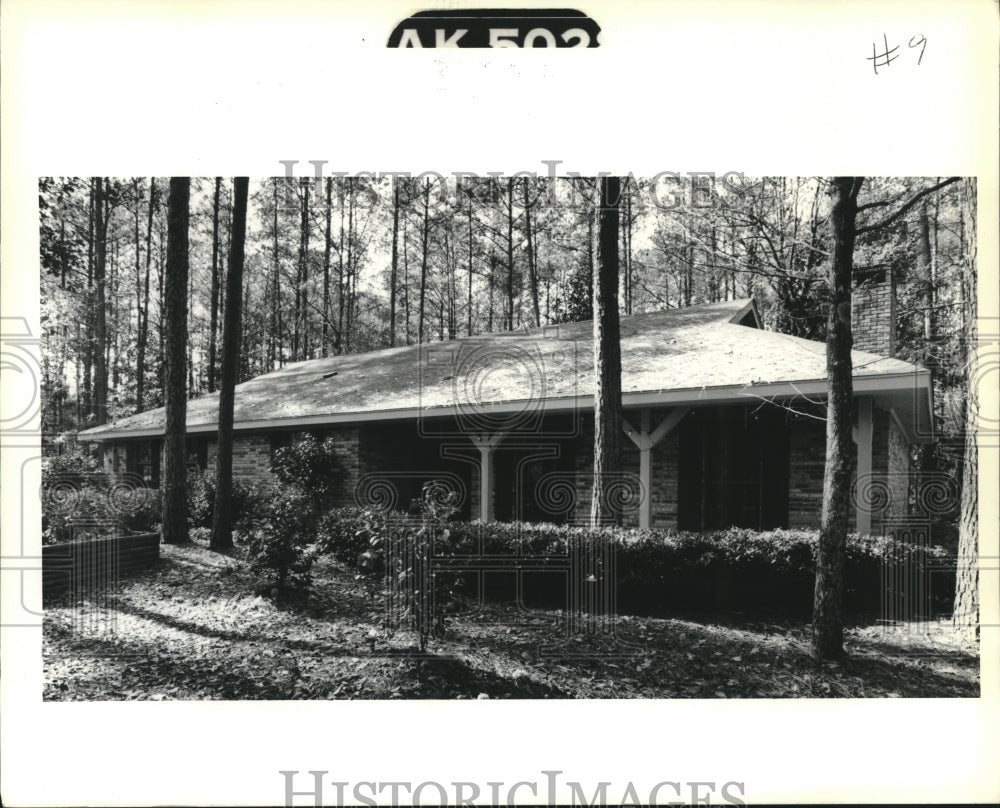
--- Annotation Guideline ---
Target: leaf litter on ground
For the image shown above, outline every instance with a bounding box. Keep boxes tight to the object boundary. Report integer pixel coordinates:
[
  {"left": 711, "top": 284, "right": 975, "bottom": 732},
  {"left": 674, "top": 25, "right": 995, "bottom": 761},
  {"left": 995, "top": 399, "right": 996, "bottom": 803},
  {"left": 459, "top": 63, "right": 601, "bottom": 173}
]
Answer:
[{"left": 43, "top": 536, "right": 980, "bottom": 701}]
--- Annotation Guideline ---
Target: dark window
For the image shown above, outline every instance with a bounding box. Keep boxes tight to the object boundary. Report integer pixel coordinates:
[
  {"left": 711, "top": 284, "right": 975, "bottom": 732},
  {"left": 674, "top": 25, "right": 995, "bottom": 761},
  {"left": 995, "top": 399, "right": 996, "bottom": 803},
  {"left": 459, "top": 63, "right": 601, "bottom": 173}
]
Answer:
[
  {"left": 125, "top": 440, "right": 161, "bottom": 487},
  {"left": 677, "top": 408, "right": 789, "bottom": 531},
  {"left": 269, "top": 432, "right": 292, "bottom": 457},
  {"left": 185, "top": 436, "right": 209, "bottom": 471}
]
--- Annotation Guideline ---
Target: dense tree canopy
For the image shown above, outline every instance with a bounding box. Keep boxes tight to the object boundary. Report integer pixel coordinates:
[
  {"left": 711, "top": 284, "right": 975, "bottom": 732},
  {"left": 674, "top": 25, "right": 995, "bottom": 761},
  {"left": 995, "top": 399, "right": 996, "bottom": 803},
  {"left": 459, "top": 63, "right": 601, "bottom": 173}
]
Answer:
[{"left": 40, "top": 176, "right": 974, "bottom": 510}]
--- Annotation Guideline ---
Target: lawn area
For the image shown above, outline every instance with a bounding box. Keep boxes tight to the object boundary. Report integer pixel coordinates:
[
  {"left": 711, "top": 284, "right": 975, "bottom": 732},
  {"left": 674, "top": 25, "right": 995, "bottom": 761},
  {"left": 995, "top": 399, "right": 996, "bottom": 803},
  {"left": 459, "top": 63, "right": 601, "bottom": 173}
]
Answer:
[{"left": 43, "top": 536, "right": 979, "bottom": 700}]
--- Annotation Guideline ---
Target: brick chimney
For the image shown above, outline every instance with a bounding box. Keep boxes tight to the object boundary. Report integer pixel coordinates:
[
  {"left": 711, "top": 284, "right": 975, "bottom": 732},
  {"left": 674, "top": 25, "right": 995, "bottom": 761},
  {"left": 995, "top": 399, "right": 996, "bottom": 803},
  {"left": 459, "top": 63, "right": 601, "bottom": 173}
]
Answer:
[{"left": 852, "top": 265, "right": 896, "bottom": 356}]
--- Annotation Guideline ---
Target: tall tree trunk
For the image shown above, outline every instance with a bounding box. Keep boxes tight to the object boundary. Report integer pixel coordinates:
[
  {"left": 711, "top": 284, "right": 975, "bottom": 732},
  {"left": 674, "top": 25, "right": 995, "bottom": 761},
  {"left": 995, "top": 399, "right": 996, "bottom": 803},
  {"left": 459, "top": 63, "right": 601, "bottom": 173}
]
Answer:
[
  {"left": 162, "top": 177, "right": 191, "bottom": 545},
  {"left": 813, "top": 176, "right": 862, "bottom": 660},
  {"left": 83, "top": 181, "right": 94, "bottom": 419},
  {"left": 268, "top": 178, "right": 278, "bottom": 368},
  {"left": 110, "top": 236, "right": 120, "bottom": 395},
  {"left": 93, "top": 178, "right": 108, "bottom": 424},
  {"left": 187, "top": 262, "right": 195, "bottom": 395},
  {"left": 299, "top": 177, "right": 311, "bottom": 359},
  {"left": 345, "top": 181, "right": 356, "bottom": 353},
  {"left": 403, "top": 209, "right": 411, "bottom": 345},
  {"left": 418, "top": 179, "right": 430, "bottom": 343},
  {"left": 524, "top": 179, "right": 541, "bottom": 327},
  {"left": 208, "top": 177, "right": 222, "bottom": 391},
  {"left": 389, "top": 177, "right": 400, "bottom": 347},
  {"left": 323, "top": 177, "right": 333, "bottom": 356},
  {"left": 211, "top": 177, "right": 248, "bottom": 552},
  {"left": 157, "top": 223, "right": 166, "bottom": 398},
  {"left": 506, "top": 178, "right": 515, "bottom": 331},
  {"left": 917, "top": 198, "right": 939, "bottom": 475},
  {"left": 954, "top": 178, "right": 979, "bottom": 638},
  {"left": 622, "top": 178, "right": 633, "bottom": 315},
  {"left": 467, "top": 192, "right": 475, "bottom": 336},
  {"left": 336, "top": 181, "right": 345, "bottom": 353},
  {"left": 917, "top": 199, "right": 935, "bottom": 342},
  {"left": 133, "top": 180, "right": 142, "bottom": 406},
  {"left": 136, "top": 178, "right": 155, "bottom": 412},
  {"left": 591, "top": 176, "right": 623, "bottom": 528}
]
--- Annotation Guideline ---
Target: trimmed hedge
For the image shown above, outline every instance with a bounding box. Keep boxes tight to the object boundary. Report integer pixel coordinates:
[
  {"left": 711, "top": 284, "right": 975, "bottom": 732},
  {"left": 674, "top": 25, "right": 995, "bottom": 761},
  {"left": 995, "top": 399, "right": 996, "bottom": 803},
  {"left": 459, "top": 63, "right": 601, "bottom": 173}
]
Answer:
[{"left": 319, "top": 511, "right": 954, "bottom": 620}]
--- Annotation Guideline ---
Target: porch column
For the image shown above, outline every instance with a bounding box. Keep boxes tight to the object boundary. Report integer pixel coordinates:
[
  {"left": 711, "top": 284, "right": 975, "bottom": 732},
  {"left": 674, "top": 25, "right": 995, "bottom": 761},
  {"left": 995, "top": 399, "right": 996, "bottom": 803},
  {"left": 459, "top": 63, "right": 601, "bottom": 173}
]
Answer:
[
  {"left": 855, "top": 396, "right": 874, "bottom": 535},
  {"left": 470, "top": 432, "right": 507, "bottom": 522},
  {"left": 622, "top": 408, "right": 687, "bottom": 529}
]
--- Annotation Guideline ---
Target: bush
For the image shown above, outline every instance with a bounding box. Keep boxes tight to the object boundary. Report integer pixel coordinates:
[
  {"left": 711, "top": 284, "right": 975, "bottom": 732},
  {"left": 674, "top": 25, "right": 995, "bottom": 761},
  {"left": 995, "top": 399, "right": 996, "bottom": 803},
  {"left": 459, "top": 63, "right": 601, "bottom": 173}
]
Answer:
[
  {"left": 270, "top": 433, "right": 345, "bottom": 510},
  {"left": 42, "top": 478, "right": 161, "bottom": 544},
  {"left": 316, "top": 506, "right": 388, "bottom": 569},
  {"left": 377, "top": 481, "right": 461, "bottom": 650},
  {"left": 42, "top": 443, "right": 160, "bottom": 544},
  {"left": 311, "top": 510, "right": 954, "bottom": 621},
  {"left": 187, "top": 468, "right": 265, "bottom": 532},
  {"left": 42, "top": 444, "right": 104, "bottom": 490},
  {"left": 243, "top": 490, "right": 318, "bottom": 601},
  {"left": 186, "top": 468, "right": 216, "bottom": 529}
]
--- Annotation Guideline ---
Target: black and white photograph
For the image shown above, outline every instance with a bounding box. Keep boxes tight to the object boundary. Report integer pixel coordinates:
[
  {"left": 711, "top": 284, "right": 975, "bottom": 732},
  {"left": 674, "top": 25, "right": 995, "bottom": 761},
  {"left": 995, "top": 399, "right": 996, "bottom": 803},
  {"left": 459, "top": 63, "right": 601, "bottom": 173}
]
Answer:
[
  {"left": 2, "top": 1, "right": 998, "bottom": 806},
  {"left": 38, "top": 174, "right": 980, "bottom": 701}
]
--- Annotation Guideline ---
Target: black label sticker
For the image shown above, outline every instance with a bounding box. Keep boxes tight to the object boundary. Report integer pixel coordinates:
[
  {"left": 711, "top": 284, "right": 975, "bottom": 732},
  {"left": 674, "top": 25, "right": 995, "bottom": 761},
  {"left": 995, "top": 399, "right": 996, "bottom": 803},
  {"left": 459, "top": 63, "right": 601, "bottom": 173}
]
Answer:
[{"left": 387, "top": 8, "right": 601, "bottom": 48}]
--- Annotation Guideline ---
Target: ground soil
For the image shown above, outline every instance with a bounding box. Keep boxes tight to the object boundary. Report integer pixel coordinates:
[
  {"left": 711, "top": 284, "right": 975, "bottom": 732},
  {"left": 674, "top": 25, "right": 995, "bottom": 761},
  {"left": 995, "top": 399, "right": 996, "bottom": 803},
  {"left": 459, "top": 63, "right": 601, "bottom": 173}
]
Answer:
[{"left": 43, "top": 537, "right": 979, "bottom": 700}]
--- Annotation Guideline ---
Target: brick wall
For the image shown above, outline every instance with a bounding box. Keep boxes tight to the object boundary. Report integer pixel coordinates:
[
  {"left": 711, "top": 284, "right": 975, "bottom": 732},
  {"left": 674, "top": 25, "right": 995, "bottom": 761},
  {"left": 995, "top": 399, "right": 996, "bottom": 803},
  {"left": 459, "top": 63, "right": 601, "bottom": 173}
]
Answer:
[
  {"left": 788, "top": 404, "right": 911, "bottom": 532},
  {"left": 325, "top": 426, "right": 361, "bottom": 507},
  {"left": 226, "top": 427, "right": 362, "bottom": 504},
  {"left": 230, "top": 434, "right": 277, "bottom": 486},
  {"left": 571, "top": 412, "right": 680, "bottom": 529},
  {"left": 852, "top": 267, "right": 896, "bottom": 356},
  {"left": 650, "top": 432, "right": 680, "bottom": 528},
  {"left": 788, "top": 418, "right": 827, "bottom": 529},
  {"left": 572, "top": 418, "right": 594, "bottom": 524},
  {"left": 103, "top": 428, "right": 362, "bottom": 504}
]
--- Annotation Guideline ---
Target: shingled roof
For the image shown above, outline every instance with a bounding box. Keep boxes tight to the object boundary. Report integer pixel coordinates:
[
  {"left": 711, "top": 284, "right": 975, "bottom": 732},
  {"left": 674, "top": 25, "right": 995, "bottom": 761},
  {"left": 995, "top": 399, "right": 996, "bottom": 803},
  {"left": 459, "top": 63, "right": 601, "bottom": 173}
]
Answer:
[{"left": 80, "top": 298, "right": 933, "bottom": 441}]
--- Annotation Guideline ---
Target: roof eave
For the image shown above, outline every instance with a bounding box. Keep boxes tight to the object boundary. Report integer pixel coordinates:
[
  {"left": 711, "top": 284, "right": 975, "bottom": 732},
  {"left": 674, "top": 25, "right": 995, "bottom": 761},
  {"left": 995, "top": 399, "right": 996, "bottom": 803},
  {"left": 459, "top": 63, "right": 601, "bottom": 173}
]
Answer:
[{"left": 79, "top": 370, "right": 933, "bottom": 442}]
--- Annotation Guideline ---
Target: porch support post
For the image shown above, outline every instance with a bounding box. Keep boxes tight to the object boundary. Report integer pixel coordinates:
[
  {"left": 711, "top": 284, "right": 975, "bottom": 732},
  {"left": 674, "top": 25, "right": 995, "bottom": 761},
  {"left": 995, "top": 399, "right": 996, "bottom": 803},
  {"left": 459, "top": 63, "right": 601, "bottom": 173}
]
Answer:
[
  {"left": 470, "top": 432, "right": 506, "bottom": 522},
  {"left": 855, "top": 396, "right": 874, "bottom": 535},
  {"left": 622, "top": 408, "right": 687, "bottom": 529}
]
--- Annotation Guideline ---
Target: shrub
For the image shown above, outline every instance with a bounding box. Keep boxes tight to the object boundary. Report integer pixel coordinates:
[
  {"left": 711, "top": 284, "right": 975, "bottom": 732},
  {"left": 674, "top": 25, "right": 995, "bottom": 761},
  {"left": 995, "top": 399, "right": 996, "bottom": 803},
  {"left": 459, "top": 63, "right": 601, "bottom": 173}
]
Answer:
[
  {"left": 316, "top": 506, "right": 387, "bottom": 569},
  {"left": 311, "top": 510, "right": 954, "bottom": 621},
  {"left": 186, "top": 468, "right": 216, "bottom": 529},
  {"left": 270, "top": 433, "right": 345, "bottom": 510},
  {"left": 42, "top": 445, "right": 162, "bottom": 545},
  {"left": 116, "top": 487, "right": 161, "bottom": 535},
  {"left": 187, "top": 468, "right": 265, "bottom": 533},
  {"left": 243, "top": 489, "right": 318, "bottom": 601},
  {"left": 375, "top": 481, "right": 461, "bottom": 651}
]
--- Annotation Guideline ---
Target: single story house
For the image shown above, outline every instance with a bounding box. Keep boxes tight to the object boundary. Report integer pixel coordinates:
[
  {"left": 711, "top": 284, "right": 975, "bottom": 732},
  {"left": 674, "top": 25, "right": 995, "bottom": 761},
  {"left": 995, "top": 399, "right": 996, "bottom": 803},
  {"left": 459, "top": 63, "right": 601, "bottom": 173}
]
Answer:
[{"left": 80, "top": 272, "right": 932, "bottom": 535}]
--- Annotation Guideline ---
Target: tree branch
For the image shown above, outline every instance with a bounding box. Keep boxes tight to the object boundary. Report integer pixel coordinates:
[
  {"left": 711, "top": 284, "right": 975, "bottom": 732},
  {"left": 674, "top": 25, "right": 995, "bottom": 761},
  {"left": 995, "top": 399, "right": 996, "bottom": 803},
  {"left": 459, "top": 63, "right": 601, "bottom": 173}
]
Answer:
[{"left": 856, "top": 177, "right": 960, "bottom": 236}]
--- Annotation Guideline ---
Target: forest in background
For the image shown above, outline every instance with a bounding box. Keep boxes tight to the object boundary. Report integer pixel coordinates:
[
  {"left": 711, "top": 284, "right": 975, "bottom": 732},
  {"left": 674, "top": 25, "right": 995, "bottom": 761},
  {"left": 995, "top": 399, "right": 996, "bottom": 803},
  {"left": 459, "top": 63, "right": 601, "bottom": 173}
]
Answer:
[{"left": 38, "top": 175, "right": 975, "bottom": 527}]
